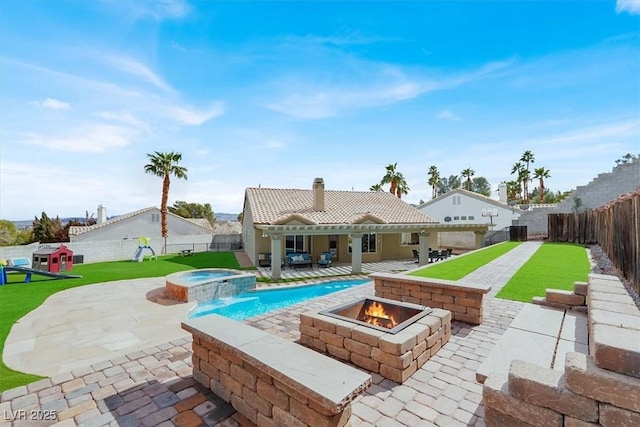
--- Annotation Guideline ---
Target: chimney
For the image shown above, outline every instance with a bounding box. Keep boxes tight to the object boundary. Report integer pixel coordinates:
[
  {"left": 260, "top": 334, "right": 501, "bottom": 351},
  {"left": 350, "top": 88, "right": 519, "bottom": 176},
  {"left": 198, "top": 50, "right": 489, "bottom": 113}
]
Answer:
[
  {"left": 498, "top": 183, "right": 507, "bottom": 203},
  {"left": 313, "top": 178, "right": 325, "bottom": 211},
  {"left": 97, "top": 205, "right": 107, "bottom": 224}
]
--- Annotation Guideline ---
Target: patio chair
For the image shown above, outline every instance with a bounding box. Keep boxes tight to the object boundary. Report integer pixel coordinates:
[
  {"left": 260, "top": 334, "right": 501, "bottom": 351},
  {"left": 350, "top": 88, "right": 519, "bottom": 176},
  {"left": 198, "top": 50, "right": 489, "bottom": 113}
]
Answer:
[
  {"left": 318, "top": 252, "right": 332, "bottom": 268},
  {"left": 412, "top": 249, "right": 420, "bottom": 263}
]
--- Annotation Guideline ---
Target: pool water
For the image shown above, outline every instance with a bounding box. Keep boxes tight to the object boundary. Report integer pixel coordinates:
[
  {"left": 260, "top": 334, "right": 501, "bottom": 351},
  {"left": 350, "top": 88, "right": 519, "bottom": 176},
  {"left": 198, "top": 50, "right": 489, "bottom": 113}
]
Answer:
[
  {"left": 182, "top": 270, "right": 235, "bottom": 283},
  {"left": 188, "top": 279, "right": 370, "bottom": 320}
]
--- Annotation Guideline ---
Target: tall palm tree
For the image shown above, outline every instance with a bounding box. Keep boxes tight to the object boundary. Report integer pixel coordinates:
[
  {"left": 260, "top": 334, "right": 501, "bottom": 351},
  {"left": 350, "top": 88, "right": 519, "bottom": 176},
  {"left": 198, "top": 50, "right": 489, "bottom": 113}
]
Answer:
[
  {"left": 460, "top": 168, "right": 475, "bottom": 191},
  {"left": 510, "top": 161, "right": 525, "bottom": 201},
  {"left": 505, "top": 180, "right": 520, "bottom": 202},
  {"left": 144, "top": 151, "right": 188, "bottom": 241},
  {"left": 380, "top": 163, "right": 409, "bottom": 198},
  {"left": 533, "top": 167, "right": 551, "bottom": 202},
  {"left": 520, "top": 150, "right": 535, "bottom": 203},
  {"left": 427, "top": 165, "right": 440, "bottom": 199},
  {"left": 369, "top": 183, "right": 384, "bottom": 192}
]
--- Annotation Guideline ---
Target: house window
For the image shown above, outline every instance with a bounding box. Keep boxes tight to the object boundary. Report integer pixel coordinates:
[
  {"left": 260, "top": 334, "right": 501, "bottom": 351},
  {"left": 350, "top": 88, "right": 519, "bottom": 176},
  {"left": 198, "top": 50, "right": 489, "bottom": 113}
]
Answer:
[
  {"left": 151, "top": 213, "right": 160, "bottom": 223},
  {"left": 400, "top": 232, "right": 419, "bottom": 245},
  {"left": 461, "top": 216, "right": 467, "bottom": 220},
  {"left": 453, "top": 195, "right": 461, "bottom": 205},
  {"left": 348, "top": 233, "right": 377, "bottom": 253},
  {"left": 468, "top": 216, "right": 474, "bottom": 220},
  {"left": 285, "top": 235, "right": 304, "bottom": 253},
  {"left": 453, "top": 216, "right": 460, "bottom": 220}
]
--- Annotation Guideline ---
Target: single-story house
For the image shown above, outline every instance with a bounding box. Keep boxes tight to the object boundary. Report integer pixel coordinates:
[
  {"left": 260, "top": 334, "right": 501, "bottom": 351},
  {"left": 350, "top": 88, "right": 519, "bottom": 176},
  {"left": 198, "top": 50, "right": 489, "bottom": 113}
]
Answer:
[
  {"left": 69, "top": 206, "right": 213, "bottom": 242},
  {"left": 242, "top": 178, "right": 490, "bottom": 278}
]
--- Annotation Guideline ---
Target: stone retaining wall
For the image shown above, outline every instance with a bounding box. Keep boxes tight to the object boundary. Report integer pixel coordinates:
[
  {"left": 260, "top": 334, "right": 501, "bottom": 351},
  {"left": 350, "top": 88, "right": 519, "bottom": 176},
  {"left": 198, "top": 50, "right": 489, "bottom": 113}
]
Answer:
[
  {"left": 370, "top": 272, "right": 491, "bottom": 324},
  {"left": 483, "top": 274, "right": 640, "bottom": 426},
  {"left": 182, "top": 315, "right": 371, "bottom": 427}
]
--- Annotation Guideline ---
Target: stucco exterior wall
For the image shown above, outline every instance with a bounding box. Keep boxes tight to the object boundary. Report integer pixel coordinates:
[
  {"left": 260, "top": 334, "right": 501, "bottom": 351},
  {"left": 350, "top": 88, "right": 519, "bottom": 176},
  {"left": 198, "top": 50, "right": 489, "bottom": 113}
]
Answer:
[{"left": 419, "top": 192, "right": 520, "bottom": 231}]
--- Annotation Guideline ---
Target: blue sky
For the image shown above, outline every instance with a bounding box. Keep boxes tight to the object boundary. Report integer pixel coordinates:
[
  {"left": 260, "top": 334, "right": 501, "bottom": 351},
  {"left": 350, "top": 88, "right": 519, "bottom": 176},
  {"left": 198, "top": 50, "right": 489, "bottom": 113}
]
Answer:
[{"left": 1, "top": 0, "right": 638, "bottom": 221}]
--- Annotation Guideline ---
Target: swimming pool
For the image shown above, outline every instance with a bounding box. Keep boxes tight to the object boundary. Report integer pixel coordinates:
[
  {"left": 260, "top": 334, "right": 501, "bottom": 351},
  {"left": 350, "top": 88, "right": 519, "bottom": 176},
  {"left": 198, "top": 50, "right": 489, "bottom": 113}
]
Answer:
[{"left": 188, "top": 278, "right": 370, "bottom": 320}]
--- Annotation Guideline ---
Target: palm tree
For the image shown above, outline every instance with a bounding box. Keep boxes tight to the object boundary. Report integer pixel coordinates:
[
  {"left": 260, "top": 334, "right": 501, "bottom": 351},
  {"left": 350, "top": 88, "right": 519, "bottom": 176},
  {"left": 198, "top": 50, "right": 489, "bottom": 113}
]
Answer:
[
  {"left": 533, "top": 167, "right": 551, "bottom": 202},
  {"left": 505, "top": 180, "right": 520, "bottom": 202},
  {"left": 427, "top": 165, "right": 440, "bottom": 199},
  {"left": 380, "top": 163, "right": 410, "bottom": 198},
  {"left": 510, "top": 161, "right": 525, "bottom": 201},
  {"left": 144, "top": 151, "right": 188, "bottom": 242},
  {"left": 460, "top": 168, "right": 475, "bottom": 191},
  {"left": 520, "top": 150, "right": 535, "bottom": 203},
  {"left": 370, "top": 183, "right": 384, "bottom": 192}
]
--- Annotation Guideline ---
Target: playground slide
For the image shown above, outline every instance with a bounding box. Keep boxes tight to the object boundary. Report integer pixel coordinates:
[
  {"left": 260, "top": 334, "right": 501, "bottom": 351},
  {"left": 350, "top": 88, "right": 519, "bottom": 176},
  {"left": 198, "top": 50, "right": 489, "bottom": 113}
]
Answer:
[
  {"left": 2, "top": 266, "right": 81, "bottom": 283},
  {"left": 132, "top": 247, "right": 144, "bottom": 262}
]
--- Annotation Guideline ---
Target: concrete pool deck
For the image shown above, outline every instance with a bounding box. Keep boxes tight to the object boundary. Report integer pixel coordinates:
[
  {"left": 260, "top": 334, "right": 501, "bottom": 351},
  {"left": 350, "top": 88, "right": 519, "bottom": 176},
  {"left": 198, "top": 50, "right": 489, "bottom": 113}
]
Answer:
[{"left": 0, "top": 242, "right": 566, "bottom": 426}]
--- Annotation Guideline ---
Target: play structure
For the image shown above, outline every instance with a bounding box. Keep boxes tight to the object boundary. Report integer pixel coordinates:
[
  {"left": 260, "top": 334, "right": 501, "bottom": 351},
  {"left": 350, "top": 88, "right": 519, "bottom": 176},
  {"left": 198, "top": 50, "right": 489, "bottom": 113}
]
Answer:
[
  {"left": 32, "top": 244, "right": 74, "bottom": 273},
  {"left": 0, "top": 255, "right": 81, "bottom": 285},
  {"left": 132, "top": 237, "right": 157, "bottom": 262}
]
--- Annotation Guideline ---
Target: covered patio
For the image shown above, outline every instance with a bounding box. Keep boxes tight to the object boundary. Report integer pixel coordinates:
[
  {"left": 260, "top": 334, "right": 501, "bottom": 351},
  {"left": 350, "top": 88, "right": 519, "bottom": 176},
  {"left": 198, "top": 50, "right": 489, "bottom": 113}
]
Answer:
[{"left": 257, "top": 223, "right": 490, "bottom": 279}]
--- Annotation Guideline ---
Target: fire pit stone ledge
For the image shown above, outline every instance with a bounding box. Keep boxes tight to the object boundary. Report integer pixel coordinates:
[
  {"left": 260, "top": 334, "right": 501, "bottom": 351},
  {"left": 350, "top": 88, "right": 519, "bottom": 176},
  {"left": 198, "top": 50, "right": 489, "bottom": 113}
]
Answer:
[{"left": 300, "top": 298, "right": 452, "bottom": 383}]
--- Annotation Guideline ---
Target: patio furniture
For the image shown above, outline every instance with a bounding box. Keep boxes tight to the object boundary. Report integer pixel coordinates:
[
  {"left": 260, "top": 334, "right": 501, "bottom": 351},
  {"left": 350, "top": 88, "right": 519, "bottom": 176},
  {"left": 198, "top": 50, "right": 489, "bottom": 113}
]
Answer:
[
  {"left": 287, "top": 252, "right": 313, "bottom": 270},
  {"left": 412, "top": 249, "right": 420, "bottom": 263},
  {"left": 317, "top": 252, "right": 332, "bottom": 268}
]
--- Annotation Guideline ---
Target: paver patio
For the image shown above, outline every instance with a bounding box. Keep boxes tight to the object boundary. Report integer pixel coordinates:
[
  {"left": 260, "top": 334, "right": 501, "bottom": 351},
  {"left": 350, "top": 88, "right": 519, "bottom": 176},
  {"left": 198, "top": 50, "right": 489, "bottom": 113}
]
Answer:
[{"left": 1, "top": 242, "right": 548, "bottom": 426}]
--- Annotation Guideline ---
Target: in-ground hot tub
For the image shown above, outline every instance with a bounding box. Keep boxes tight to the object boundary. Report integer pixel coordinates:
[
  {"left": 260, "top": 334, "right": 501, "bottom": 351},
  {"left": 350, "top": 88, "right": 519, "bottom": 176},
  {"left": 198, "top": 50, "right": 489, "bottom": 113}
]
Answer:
[{"left": 166, "top": 269, "right": 256, "bottom": 303}]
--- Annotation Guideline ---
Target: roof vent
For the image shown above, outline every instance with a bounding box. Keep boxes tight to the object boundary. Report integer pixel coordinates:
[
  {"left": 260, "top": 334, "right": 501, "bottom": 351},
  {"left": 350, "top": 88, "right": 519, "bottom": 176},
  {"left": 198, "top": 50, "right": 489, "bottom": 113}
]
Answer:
[{"left": 313, "top": 178, "right": 325, "bottom": 211}]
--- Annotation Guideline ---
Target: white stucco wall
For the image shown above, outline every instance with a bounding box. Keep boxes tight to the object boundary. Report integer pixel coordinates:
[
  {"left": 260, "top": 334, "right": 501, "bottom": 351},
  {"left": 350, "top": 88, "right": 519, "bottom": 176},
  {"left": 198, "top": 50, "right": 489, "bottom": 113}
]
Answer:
[
  {"left": 419, "top": 193, "right": 521, "bottom": 231},
  {"left": 241, "top": 202, "right": 256, "bottom": 265}
]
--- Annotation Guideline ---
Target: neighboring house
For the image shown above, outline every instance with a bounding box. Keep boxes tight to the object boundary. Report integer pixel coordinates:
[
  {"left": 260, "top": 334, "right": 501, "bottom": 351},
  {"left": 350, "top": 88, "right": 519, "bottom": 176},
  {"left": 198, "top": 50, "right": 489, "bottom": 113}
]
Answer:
[
  {"left": 418, "top": 188, "right": 522, "bottom": 230},
  {"left": 69, "top": 206, "right": 213, "bottom": 242},
  {"left": 417, "top": 188, "right": 522, "bottom": 248},
  {"left": 242, "top": 178, "right": 489, "bottom": 278}
]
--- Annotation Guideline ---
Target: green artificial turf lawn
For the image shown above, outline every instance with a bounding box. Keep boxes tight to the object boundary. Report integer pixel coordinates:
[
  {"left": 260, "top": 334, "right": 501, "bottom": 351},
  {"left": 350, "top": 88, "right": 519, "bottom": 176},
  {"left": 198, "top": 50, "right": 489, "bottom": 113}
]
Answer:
[
  {"left": 496, "top": 243, "right": 590, "bottom": 302},
  {"left": 408, "top": 241, "right": 522, "bottom": 281},
  {"left": 0, "top": 252, "right": 242, "bottom": 391}
]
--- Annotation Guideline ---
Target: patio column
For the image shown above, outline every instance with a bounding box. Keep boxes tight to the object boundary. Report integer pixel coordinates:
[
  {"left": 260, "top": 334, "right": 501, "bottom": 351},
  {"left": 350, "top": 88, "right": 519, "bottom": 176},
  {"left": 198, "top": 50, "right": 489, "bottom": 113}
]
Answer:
[
  {"left": 474, "top": 231, "right": 485, "bottom": 249},
  {"left": 271, "top": 235, "right": 283, "bottom": 279},
  {"left": 418, "top": 232, "right": 430, "bottom": 266},
  {"left": 351, "top": 233, "right": 362, "bottom": 274}
]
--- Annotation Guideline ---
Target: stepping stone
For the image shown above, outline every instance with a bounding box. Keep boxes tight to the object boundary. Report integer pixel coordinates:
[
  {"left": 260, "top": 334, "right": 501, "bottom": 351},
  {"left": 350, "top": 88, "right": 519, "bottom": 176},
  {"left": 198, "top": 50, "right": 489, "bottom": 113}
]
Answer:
[{"left": 508, "top": 304, "right": 565, "bottom": 338}]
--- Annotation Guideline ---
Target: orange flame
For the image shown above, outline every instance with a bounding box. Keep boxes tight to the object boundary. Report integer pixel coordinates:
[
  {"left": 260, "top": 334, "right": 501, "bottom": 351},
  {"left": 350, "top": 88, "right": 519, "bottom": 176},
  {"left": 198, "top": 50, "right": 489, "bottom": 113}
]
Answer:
[{"left": 363, "top": 301, "right": 398, "bottom": 328}]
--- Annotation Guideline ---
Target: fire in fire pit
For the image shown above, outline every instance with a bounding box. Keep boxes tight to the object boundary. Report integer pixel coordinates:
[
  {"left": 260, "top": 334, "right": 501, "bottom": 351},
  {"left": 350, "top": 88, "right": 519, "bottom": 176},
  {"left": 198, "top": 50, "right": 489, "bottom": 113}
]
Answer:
[{"left": 319, "top": 297, "right": 432, "bottom": 334}]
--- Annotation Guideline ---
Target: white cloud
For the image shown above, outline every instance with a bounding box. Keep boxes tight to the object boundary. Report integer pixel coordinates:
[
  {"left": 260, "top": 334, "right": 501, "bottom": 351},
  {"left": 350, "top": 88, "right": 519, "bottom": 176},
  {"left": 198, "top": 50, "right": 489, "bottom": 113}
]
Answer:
[
  {"left": 97, "top": 112, "right": 149, "bottom": 131},
  {"left": 127, "top": 0, "right": 191, "bottom": 21},
  {"left": 22, "top": 123, "right": 139, "bottom": 153},
  {"left": 266, "top": 60, "right": 513, "bottom": 119},
  {"left": 105, "top": 56, "right": 174, "bottom": 93},
  {"left": 32, "top": 97, "right": 71, "bottom": 110},
  {"left": 161, "top": 103, "right": 224, "bottom": 125},
  {"left": 436, "top": 110, "right": 461, "bottom": 121},
  {"left": 617, "top": 0, "right": 640, "bottom": 15}
]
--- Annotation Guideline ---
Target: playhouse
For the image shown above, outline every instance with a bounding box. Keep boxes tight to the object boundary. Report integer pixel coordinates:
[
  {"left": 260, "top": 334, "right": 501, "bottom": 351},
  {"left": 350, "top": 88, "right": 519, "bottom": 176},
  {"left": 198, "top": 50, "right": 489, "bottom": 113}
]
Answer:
[{"left": 32, "top": 244, "right": 74, "bottom": 273}]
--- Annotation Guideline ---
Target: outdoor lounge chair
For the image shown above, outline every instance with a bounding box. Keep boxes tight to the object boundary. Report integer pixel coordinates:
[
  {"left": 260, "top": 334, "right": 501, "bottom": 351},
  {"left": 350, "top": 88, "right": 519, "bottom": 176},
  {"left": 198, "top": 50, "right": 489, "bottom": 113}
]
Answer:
[{"left": 318, "top": 252, "right": 332, "bottom": 268}]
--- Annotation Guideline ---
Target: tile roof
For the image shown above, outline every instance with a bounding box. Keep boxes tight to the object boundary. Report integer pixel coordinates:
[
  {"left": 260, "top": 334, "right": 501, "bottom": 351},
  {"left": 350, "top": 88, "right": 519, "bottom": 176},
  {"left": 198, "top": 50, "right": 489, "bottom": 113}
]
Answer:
[{"left": 246, "top": 188, "right": 437, "bottom": 225}]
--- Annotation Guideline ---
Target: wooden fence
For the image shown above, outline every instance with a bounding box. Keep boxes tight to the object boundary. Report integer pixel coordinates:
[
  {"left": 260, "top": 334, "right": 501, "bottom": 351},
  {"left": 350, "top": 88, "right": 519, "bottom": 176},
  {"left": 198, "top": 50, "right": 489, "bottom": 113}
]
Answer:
[{"left": 548, "top": 191, "right": 639, "bottom": 295}]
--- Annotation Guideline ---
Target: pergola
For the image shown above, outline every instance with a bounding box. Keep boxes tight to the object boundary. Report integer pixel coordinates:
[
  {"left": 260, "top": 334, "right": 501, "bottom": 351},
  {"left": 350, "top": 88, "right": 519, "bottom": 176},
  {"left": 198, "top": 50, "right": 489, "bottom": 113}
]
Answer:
[{"left": 256, "top": 222, "right": 490, "bottom": 279}]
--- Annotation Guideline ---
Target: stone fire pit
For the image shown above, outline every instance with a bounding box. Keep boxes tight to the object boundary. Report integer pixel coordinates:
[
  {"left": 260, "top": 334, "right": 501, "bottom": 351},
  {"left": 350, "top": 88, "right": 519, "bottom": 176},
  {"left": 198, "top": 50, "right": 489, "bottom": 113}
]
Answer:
[{"left": 300, "top": 296, "right": 452, "bottom": 383}]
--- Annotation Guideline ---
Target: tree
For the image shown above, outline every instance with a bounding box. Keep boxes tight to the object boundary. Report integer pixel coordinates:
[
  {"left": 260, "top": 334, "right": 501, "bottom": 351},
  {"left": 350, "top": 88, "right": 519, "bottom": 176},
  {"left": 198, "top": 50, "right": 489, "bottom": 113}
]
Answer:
[
  {"left": 144, "top": 151, "right": 188, "bottom": 239},
  {"left": 520, "top": 150, "right": 535, "bottom": 203},
  {"left": 460, "top": 168, "right": 475, "bottom": 191},
  {"left": 533, "top": 167, "right": 551, "bottom": 203},
  {"left": 427, "top": 165, "right": 441, "bottom": 199},
  {"left": 379, "top": 163, "right": 410, "bottom": 199},
  {"left": 471, "top": 177, "right": 492, "bottom": 197},
  {"left": 369, "top": 183, "right": 384, "bottom": 192},
  {"left": 510, "top": 161, "right": 525, "bottom": 201},
  {"left": 32, "top": 212, "right": 65, "bottom": 243},
  {"left": 615, "top": 153, "right": 638, "bottom": 165},
  {"left": 0, "top": 220, "right": 18, "bottom": 246},
  {"left": 169, "top": 201, "right": 215, "bottom": 227},
  {"left": 437, "top": 175, "right": 461, "bottom": 195},
  {"left": 504, "top": 180, "right": 520, "bottom": 202}
]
